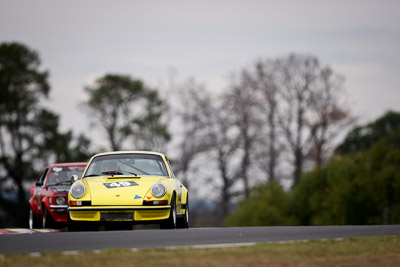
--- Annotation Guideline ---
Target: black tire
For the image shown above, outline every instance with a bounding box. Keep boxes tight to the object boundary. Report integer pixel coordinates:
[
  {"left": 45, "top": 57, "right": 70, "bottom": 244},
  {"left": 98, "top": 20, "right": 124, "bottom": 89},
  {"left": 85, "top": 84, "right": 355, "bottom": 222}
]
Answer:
[
  {"left": 42, "top": 206, "right": 54, "bottom": 229},
  {"left": 67, "top": 213, "right": 81, "bottom": 232},
  {"left": 68, "top": 213, "right": 98, "bottom": 232},
  {"left": 160, "top": 195, "right": 176, "bottom": 229},
  {"left": 177, "top": 196, "right": 189, "bottom": 229},
  {"left": 29, "top": 207, "right": 40, "bottom": 229}
]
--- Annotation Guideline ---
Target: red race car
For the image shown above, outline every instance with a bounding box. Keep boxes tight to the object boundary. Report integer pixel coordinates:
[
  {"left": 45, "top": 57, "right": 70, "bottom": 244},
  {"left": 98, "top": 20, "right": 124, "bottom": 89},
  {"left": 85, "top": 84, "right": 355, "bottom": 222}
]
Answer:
[{"left": 28, "top": 162, "right": 87, "bottom": 229}]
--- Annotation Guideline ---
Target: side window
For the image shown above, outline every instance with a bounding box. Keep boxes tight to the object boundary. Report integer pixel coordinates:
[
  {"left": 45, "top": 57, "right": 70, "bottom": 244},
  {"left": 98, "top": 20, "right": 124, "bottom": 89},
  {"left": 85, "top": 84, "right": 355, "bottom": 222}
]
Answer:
[
  {"left": 38, "top": 168, "right": 49, "bottom": 185},
  {"left": 167, "top": 161, "right": 176, "bottom": 179}
]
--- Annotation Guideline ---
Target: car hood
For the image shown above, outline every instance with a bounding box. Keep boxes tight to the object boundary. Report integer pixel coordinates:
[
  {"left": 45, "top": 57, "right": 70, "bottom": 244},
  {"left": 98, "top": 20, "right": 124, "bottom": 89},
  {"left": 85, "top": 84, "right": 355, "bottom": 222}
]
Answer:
[
  {"left": 48, "top": 185, "right": 70, "bottom": 194},
  {"left": 83, "top": 176, "right": 166, "bottom": 205}
]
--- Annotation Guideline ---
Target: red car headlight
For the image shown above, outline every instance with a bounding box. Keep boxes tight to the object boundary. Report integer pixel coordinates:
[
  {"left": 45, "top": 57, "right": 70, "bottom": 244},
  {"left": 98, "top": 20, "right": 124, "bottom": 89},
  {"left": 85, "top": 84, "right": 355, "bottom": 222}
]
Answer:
[{"left": 55, "top": 195, "right": 66, "bottom": 205}]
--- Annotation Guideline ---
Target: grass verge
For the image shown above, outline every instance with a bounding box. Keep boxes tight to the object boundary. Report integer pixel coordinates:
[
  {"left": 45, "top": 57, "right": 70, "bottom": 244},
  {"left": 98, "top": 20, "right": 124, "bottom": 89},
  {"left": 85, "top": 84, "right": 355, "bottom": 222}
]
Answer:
[{"left": 1, "top": 236, "right": 400, "bottom": 267}]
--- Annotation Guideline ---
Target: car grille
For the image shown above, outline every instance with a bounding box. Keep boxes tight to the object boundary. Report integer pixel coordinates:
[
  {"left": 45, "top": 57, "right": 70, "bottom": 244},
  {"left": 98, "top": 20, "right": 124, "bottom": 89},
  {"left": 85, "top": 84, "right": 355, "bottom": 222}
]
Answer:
[{"left": 100, "top": 213, "right": 134, "bottom": 221}]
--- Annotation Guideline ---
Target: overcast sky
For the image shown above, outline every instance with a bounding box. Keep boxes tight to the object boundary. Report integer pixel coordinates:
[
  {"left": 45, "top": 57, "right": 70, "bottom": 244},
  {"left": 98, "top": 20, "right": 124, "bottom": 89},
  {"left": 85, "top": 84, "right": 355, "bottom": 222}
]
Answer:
[{"left": 1, "top": 0, "right": 399, "bottom": 149}]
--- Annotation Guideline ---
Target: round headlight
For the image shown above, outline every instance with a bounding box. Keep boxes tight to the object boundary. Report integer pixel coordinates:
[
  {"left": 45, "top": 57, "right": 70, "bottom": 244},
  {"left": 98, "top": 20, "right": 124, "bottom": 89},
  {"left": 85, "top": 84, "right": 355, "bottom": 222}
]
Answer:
[
  {"left": 151, "top": 183, "right": 166, "bottom": 198},
  {"left": 71, "top": 183, "right": 86, "bottom": 199},
  {"left": 55, "top": 195, "right": 66, "bottom": 205}
]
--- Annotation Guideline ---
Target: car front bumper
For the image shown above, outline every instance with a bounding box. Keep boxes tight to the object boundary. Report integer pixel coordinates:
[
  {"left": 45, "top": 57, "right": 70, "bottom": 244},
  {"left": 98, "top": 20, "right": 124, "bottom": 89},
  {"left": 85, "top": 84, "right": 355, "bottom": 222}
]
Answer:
[
  {"left": 50, "top": 205, "right": 68, "bottom": 210},
  {"left": 49, "top": 205, "right": 68, "bottom": 222},
  {"left": 68, "top": 205, "right": 171, "bottom": 222}
]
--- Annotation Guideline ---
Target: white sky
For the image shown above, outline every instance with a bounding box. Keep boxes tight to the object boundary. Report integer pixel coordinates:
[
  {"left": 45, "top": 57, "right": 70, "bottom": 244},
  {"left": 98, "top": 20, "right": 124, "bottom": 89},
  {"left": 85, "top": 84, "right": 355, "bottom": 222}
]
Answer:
[{"left": 1, "top": 0, "right": 400, "bottom": 149}]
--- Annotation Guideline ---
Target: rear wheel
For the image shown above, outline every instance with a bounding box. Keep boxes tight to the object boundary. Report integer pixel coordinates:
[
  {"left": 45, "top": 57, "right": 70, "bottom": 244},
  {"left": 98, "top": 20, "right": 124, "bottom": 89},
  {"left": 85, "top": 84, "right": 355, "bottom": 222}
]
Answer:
[
  {"left": 160, "top": 196, "right": 176, "bottom": 229},
  {"left": 29, "top": 207, "right": 40, "bottom": 229}
]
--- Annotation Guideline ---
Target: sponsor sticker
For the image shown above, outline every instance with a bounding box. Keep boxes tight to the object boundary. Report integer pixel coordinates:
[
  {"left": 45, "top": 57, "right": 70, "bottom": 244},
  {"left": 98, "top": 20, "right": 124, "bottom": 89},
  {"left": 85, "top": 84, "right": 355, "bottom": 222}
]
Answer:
[{"left": 103, "top": 181, "right": 138, "bottom": 188}]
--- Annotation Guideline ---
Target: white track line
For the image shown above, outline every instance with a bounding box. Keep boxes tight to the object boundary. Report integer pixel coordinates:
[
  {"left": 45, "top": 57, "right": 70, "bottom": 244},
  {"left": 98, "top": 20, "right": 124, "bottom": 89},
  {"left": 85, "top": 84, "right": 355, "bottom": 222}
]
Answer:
[{"left": 0, "top": 229, "right": 59, "bottom": 234}]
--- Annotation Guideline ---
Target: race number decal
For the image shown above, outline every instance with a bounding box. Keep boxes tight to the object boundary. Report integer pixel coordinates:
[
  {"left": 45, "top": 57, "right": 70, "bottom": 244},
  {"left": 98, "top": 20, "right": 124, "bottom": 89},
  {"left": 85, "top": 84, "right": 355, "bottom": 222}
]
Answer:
[{"left": 103, "top": 181, "right": 138, "bottom": 189}]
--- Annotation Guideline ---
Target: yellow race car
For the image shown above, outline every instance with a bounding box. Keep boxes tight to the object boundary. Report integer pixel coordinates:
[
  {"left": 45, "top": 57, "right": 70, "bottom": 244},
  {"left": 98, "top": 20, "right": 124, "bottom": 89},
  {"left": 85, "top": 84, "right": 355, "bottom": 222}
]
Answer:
[{"left": 67, "top": 151, "right": 189, "bottom": 231}]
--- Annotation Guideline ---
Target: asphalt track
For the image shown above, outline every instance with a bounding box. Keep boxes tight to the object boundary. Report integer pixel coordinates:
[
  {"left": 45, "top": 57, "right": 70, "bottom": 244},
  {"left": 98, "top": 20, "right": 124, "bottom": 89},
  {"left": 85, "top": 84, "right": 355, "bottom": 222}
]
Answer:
[{"left": 1, "top": 225, "right": 400, "bottom": 255}]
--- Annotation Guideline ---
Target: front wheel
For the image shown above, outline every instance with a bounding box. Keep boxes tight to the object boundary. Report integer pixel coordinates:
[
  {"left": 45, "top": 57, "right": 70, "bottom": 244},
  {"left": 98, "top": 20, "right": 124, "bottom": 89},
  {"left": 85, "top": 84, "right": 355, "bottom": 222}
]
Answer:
[
  {"left": 160, "top": 196, "right": 176, "bottom": 229},
  {"left": 42, "top": 207, "right": 54, "bottom": 229},
  {"left": 177, "top": 196, "right": 189, "bottom": 229},
  {"left": 68, "top": 213, "right": 98, "bottom": 231},
  {"left": 29, "top": 207, "right": 40, "bottom": 229},
  {"left": 68, "top": 213, "right": 81, "bottom": 232}
]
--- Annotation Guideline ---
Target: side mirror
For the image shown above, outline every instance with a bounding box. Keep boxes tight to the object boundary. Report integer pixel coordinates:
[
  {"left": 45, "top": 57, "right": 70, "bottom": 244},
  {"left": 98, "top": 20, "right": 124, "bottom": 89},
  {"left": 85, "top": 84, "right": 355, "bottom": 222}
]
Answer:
[
  {"left": 35, "top": 181, "right": 42, "bottom": 187},
  {"left": 70, "top": 175, "right": 78, "bottom": 183}
]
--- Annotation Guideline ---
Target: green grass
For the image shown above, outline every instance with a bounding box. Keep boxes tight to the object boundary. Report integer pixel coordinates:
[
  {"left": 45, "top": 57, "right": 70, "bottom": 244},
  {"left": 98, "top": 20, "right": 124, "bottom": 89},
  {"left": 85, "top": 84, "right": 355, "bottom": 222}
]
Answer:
[{"left": 1, "top": 236, "right": 400, "bottom": 267}]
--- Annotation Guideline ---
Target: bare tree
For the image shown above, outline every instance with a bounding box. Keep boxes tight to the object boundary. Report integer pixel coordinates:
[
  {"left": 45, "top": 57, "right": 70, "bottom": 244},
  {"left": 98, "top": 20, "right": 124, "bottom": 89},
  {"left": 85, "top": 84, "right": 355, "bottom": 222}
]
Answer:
[
  {"left": 173, "top": 79, "right": 244, "bottom": 224},
  {"left": 307, "top": 67, "right": 354, "bottom": 166},
  {"left": 271, "top": 54, "right": 353, "bottom": 185},
  {"left": 207, "top": 100, "right": 241, "bottom": 223},
  {"left": 276, "top": 54, "right": 319, "bottom": 186},
  {"left": 170, "top": 53, "right": 353, "bottom": 226},
  {"left": 224, "top": 75, "right": 263, "bottom": 196},
  {"left": 241, "top": 59, "right": 281, "bottom": 182},
  {"left": 172, "top": 79, "right": 214, "bottom": 188},
  {"left": 201, "top": 82, "right": 264, "bottom": 221}
]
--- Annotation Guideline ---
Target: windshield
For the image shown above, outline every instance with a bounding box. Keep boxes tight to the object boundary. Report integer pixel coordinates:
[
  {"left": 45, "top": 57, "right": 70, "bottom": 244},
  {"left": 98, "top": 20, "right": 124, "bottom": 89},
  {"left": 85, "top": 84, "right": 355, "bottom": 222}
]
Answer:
[
  {"left": 47, "top": 165, "right": 86, "bottom": 185},
  {"left": 83, "top": 153, "right": 169, "bottom": 178}
]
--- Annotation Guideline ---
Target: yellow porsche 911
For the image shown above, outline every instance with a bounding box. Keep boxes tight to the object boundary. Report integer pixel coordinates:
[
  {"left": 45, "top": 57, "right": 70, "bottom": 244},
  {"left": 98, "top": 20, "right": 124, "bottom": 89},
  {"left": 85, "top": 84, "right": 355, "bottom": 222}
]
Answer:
[{"left": 67, "top": 151, "right": 189, "bottom": 231}]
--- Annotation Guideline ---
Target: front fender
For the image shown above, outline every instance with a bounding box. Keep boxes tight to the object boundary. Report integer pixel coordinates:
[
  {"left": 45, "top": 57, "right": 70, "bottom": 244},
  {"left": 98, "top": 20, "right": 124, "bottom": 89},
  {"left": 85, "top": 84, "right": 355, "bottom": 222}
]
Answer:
[{"left": 180, "top": 186, "right": 188, "bottom": 205}]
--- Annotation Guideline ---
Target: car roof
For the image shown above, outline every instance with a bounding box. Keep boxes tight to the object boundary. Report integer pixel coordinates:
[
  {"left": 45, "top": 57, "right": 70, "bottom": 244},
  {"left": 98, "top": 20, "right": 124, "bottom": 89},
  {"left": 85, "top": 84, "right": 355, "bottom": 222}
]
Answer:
[
  {"left": 48, "top": 162, "right": 87, "bottom": 168},
  {"left": 91, "top": 151, "right": 166, "bottom": 158}
]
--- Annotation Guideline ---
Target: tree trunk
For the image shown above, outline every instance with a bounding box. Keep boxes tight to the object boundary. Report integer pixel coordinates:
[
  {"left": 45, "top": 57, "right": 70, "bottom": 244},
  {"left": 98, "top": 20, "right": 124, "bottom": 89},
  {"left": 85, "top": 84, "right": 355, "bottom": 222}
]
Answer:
[{"left": 267, "top": 100, "right": 277, "bottom": 182}]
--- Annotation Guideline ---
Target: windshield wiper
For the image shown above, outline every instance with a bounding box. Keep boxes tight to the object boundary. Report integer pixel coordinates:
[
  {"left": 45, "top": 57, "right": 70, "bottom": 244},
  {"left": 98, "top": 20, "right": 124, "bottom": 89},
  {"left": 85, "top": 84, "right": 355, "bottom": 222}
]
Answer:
[
  {"left": 83, "top": 174, "right": 102, "bottom": 178},
  {"left": 120, "top": 171, "right": 139, "bottom": 176},
  {"left": 102, "top": 171, "right": 123, "bottom": 176},
  {"left": 102, "top": 170, "right": 141, "bottom": 178}
]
